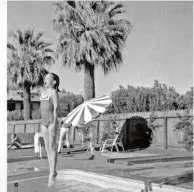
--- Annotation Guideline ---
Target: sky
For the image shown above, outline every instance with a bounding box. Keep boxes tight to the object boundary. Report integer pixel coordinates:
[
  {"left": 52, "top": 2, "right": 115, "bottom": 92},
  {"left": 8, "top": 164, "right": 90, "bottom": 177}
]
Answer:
[{"left": 7, "top": 1, "right": 193, "bottom": 96}]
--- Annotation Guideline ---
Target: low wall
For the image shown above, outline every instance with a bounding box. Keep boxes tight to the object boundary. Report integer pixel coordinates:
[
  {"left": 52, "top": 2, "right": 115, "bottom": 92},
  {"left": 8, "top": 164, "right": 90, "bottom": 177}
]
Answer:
[
  {"left": 95, "top": 110, "right": 193, "bottom": 150},
  {"left": 7, "top": 110, "right": 193, "bottom": 150},
  {"left": 7, "top": 119, "right": 77, "bottom": 145}
]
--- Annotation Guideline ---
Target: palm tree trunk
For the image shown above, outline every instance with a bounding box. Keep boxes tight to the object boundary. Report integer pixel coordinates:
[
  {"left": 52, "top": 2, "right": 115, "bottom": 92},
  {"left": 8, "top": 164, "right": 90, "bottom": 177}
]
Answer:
[
  {"left": 23, "top": 84, "right": 31, "bottom": 120},
  {"left": 84, "top": 64, "right": 95, "bottom": 101}
]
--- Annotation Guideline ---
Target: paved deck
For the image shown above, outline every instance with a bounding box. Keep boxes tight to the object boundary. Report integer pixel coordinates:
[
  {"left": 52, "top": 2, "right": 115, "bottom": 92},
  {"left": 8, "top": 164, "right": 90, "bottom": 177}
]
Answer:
[{"left": 7, "top": 146, "right": 193, "bottom": 191}]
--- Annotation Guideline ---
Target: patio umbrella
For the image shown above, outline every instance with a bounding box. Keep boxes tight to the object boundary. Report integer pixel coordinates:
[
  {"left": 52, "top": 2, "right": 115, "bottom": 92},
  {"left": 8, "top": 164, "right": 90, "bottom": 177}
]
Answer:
[{"left": 63, "top": 95, "right": 112, "bottom": 126}]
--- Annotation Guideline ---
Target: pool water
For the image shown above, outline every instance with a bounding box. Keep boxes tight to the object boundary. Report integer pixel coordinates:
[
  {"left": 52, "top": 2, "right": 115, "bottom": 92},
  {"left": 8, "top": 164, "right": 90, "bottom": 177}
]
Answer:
[
  {"left": 56, "top": 179, "right": 129, "bottom": 192},
  {"left": 8, "top": 169, "right": 192, "bottom": 192}
]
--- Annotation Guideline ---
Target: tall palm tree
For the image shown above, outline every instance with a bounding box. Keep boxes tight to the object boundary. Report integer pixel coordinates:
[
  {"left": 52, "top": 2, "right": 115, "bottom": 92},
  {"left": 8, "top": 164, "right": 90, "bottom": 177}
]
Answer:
[
  {"left": 7, "top": 28, "right": 55, "bottom": 120},
  {"left": 52, "top": 1, "right": 131, "bottom": 101}
]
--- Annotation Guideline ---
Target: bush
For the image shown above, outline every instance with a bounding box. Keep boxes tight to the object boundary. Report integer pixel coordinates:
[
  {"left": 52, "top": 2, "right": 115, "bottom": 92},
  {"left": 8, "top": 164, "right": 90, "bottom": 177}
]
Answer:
[
  {"left": 183, "top": 126, "right": 193, "bottom": 151},
  {"left": 7, "top": 110, "right": 24, "bottom": 121},
  {"left": 31, "top": 108, "right": 41, "bottom": 119},
  {"left": 7, "top": 108, "right": 41, "bottom": 121},
  {"left": 175, "top": 109, "right": 193, "bottom": 152},
  {"left": 148, "top": 111, "right": 161, "bottom": 131},
  {"left": 101, "top": 114, "right": 119, "bottom": 142}
]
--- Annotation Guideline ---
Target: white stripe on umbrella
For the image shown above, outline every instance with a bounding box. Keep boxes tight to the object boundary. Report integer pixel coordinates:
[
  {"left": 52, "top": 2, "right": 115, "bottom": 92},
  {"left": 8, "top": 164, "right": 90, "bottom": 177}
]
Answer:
[
  {"left": 70, "top": 107, "right": 84, "bottom": 126},
  {"left": 90, "top": 97, "right": 111, "bottom": 101},
  {"left": 87, "top": 103, "right": 106, "bottom": 113},
  {"left": 64, "top": 95, "right": 112, "bottom": 126},
  {"left": 65, "top": 105, "right": 84, "bottom": 124},
  {"left": 89, "top": 95, "right": 110, "bottom": 102},
  {"left": 88, "top": 103, "right": 111, "bottom": 109},
  {"left": 90, "top": 100, "right": 112, "bottom": 105},
  {"left": 84, "top": 105, "right": 93, "bottom": 123},
  {"left": 65, "top": 104, "right": 83, "bottom": 123},
  {"left": 89, "top": 98, "right": 112, "bottom": 103}
]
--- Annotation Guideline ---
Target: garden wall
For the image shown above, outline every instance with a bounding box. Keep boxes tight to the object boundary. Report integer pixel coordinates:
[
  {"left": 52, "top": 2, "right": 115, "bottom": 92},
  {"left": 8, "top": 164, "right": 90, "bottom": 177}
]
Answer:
[
  {"left": 94, "top": 110, "right": 193, "bottom": 150},
  {"left": 7, "top": 110, "right": 193, "bottom": 150}
]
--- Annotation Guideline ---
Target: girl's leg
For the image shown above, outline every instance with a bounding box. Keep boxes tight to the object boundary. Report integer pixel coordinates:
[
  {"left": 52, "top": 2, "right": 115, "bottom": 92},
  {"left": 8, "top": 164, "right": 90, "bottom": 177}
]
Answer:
[
  {"left": 41, "top": 125, "right": 52, "bottom": 174},
  {"left": 48, "top": 124, "right": 58, "bottom": 186},
  {"left": 13, "top": 142, "right": 20, "bottom": 149},
  {"left": 8, "top": 143, "right": 14, "bottom": 150},
  {"left": 14, "top": 141, "right": 22, "bottom": 149},
  {"left": 57, "top": 128, "right": 65, "bottom": 153}
]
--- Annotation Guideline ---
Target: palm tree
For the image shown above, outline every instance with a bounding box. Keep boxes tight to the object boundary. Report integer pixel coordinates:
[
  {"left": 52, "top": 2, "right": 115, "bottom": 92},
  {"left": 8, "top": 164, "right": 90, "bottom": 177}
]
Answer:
[
  {"left": 7, "top": 28, "right": 55, "bottom": 120},
  {"left": 52, "top": 1, "right": 131, "bottom": 101}
]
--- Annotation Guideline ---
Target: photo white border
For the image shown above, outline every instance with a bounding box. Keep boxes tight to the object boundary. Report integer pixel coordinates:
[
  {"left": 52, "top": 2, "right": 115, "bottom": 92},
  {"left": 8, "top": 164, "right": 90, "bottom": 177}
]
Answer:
[
  {"left": 0, "top": 0, "right": 7, "bottom": 192},
  {"left": 4, "top": 0, "right": 194, "bottom": 191}
]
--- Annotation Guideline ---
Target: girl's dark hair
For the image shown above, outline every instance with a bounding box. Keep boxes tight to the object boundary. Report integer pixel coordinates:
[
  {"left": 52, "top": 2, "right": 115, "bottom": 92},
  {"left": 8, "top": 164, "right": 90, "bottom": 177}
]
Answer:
[{"left": 49, "top": 73, "right": 60, "bottom": 92}]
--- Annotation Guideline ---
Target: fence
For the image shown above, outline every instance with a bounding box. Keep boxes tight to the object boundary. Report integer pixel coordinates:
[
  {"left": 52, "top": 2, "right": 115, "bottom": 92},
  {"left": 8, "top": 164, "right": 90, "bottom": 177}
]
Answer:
[
  {"left": 7, "top": 118, "right": 79, "bottom": 145},
  {"left": 7, "top": 110, "right": 193, "bottom": 149},
  {"left": 94, "top": 110, "right": 193, "bottom": 150}
]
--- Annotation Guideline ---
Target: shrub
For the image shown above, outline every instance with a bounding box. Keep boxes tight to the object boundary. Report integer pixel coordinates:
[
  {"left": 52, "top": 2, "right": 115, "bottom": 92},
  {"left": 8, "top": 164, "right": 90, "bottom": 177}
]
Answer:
[
  {"left": 148, "top": 111, "right": 161, "bottom": 131},
  {"left": 175, "top": 109, "right": 193, "bottom": 152},
  {"left": 76, "top": 123, "right": 92, "bottom": 143},
  {"left": 31, "top": 108, "right": 41, "bottom": 119},
  {"left": 101, "top": 114, "right": 119, "bottom": 141},
  {"left": 7, "top": 109, "right": 42, "bottom": 121},
  {"left": 7, "top": 110, "right": 24, "bottom": 121}
]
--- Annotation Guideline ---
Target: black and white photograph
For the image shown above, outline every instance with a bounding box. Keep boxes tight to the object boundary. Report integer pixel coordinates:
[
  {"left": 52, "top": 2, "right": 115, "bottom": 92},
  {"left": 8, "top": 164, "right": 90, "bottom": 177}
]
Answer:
[{"left": 5, "top": 1, "right": 193, "bottom": 192}]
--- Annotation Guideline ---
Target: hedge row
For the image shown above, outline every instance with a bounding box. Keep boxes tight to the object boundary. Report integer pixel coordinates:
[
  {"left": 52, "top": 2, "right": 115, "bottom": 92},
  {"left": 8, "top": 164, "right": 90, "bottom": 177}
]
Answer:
[{"left": 7, "top": 109, "right": 41, "bottom": 121}]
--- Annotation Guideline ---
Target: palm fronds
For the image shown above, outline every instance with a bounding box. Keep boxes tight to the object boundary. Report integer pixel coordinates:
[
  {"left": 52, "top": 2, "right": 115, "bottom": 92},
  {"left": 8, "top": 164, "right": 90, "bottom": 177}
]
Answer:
[
  {"left": 52, "top": 1, "right": 131, "bottom": 72},
  {"left": 7, "top": 28, "right": 55, "bottom": 88}
]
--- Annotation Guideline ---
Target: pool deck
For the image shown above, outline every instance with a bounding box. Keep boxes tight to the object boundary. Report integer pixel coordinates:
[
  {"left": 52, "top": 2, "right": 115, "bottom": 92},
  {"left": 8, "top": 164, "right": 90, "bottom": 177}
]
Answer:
[{"left": 7, "top": 146, "right": 193, "bottom": 191}]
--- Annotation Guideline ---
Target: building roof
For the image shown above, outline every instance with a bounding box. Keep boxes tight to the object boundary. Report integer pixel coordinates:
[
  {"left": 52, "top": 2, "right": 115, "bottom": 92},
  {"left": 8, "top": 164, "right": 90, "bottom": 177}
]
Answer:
[
  {"left": 7, "top": 89, "right": 68, "bottom": 102},
  {"left": 7, "top": 89, "right": 40, "bottom": 102}
]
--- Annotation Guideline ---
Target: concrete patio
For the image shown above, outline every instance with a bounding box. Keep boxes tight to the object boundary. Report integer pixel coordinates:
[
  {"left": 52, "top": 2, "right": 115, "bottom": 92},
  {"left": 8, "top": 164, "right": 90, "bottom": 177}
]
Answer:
[{"left": 7, "top": 146, "right": 193, "bottom": 192}]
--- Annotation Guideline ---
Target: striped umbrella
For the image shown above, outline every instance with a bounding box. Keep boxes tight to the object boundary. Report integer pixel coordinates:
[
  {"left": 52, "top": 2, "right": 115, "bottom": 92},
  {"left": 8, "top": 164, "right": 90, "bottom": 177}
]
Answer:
[{"left": 64, "top": 95, "right": 112, "bottom": 126}]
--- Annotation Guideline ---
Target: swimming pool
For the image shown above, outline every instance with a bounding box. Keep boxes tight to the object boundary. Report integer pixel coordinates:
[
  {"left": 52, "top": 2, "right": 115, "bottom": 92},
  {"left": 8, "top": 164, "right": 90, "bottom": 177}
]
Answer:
[
  {"left": 56, "top": 179, "right": 129, "bottom": 192},
  {"left": 7, "top": 169, "right": 192, "bottom": 192},
  {"left": 56, "top": 169, "right": 192, "bottom": 192}
]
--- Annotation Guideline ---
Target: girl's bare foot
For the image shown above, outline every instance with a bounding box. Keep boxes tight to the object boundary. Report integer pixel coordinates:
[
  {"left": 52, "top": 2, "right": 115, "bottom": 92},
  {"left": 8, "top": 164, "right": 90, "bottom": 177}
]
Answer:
[{"left": 48, "top": 171, "right": 57, "bottom": 187}]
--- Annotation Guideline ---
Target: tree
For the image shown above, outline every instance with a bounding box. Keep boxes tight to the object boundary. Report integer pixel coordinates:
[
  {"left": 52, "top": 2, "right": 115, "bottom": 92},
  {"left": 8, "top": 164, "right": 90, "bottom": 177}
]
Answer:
[
  {"left": 183, "top": 87, "right": 193, "bottom": 109},
  {"left": 58, "top": 92, "right": 84, "bottom": 117},
  {"left": 110, "top": 80, "right": 192, "bottom": 113},
  {"left": 52, "top": 1, "right": 131, "bottom": 101},
  {"left": 7, "top": 28, "right": 55, "bottom": 120}
]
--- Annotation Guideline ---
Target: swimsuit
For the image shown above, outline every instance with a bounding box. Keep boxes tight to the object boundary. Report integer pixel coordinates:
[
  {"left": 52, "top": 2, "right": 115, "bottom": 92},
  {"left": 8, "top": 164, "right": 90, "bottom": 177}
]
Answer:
[{"left": 40, "top": 91, "right": 55, "bottom": 126}]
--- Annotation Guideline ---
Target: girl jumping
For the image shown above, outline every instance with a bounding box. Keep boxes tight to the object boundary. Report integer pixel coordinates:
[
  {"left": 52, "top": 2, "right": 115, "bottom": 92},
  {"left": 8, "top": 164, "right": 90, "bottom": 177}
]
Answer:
[{"left": 40, "top": 72, "right": 59, "bottom": 187}]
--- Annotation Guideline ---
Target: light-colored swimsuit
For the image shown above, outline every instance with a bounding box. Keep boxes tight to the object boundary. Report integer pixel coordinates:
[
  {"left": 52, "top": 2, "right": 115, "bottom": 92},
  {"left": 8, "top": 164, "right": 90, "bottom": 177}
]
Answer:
[{"left": 40, "top": 91, "right": 55, "bottom": 126}]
